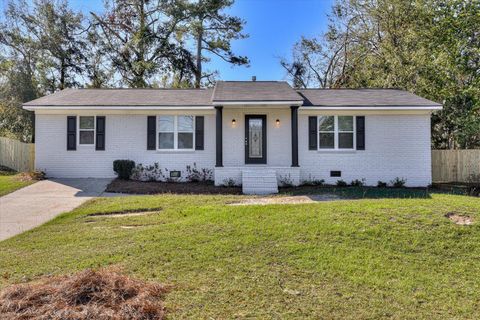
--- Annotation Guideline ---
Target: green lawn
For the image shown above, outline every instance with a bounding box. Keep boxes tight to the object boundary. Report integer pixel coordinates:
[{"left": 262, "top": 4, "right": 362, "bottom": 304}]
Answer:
[
  {"left": 0, "top": 192, "right": 479, "bottom": 319},
  {"left": 0, "top": 169, "right": 35, "bottom": 197}
]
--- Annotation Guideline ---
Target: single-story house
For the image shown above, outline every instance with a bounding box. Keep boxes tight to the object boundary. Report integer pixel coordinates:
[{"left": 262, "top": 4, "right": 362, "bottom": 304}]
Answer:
[{"left": 23, "top": 80, "right": 442, "bottom": 194}]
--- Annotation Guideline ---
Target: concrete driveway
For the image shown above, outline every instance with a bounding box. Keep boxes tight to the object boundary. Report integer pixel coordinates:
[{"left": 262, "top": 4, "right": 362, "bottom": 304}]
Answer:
[{"left": 0, "top": 178, "right": 114, "bottom": 241}]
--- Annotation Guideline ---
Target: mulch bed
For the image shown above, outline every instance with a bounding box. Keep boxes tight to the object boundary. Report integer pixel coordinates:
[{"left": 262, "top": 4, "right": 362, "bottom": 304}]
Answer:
[
  {"left": 106, "top": 179, "right": 242, "bottom": 195},
  {"left": 433, "top": 183, "right": 480, "bottom": 197},
  {"left": 0, "top": 269, "right": 167, "bottom": 320}
]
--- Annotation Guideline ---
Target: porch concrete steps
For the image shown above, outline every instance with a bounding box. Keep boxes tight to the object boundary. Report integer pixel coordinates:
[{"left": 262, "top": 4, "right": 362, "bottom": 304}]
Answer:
[{"left": 242, "top": 169, "right": 278, "bottom": 195}]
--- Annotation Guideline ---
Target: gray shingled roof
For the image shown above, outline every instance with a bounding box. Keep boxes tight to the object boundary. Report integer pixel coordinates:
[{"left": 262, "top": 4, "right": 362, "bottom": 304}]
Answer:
[
  {"left": 212, "top": 81, "right": 303, "bottom": 102},
  {"left": 298, "top": 89, "right": 441, "bottom": 107},
  {"left": 23, "top": 88, "right": 214, "bottom": 106},
  {"left": 23, "top": 83, "right": 441, "bottom": 108}
]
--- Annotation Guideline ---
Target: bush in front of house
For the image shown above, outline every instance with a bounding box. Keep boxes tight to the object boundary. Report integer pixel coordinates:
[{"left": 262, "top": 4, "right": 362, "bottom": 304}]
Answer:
[
  {"left": 222, "top": 178, "right": 238, "bottom": 187},
  {"left": 390, "top": 177, "right": 407, "bottom": 188},
  {"left": 336, "top": 179, "right": 348, "bottom": 187},
  {"left": 131, "top": 162, "right": 165, "bottom": 181},
  {"left": 377, "top": 181, "right": 388, "bottom": 188},
  {"left": 278, "top": 174, "right": 295, "bottom": 187},
  {"left": 185, "top": 163, "right": 213, "bottom": 182},
  {"left": 301, "top": 175, "right": 325, "bottom": 186},
  {"left": 350, "top": 178, "right": 366, "bottom": 187},
  {"left": 113, "top": 160, "right": 135, "bottom": 180}
]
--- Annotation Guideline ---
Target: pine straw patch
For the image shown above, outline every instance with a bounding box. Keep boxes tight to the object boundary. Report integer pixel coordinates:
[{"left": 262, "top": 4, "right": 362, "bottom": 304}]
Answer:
[{"left": 0, "top": 269, "right": 168, "bottom": 320}]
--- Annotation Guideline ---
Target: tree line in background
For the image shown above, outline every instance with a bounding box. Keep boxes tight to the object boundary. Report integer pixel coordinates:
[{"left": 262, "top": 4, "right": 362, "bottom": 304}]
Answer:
[
  {"left": 1, "top": 0, "right": 479, "bottom": 149},
  {"left": 282, "top": 0, "right": 480, "bottom": 149},
  {"left": 0, "top": 0, "right": 248, "bottom": 142}
]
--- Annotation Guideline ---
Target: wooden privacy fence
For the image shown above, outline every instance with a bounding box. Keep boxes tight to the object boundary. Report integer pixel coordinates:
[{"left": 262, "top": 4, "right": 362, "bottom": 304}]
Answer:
[
  {"left": 432, "top": 150, "right": 480, "bottom": 183},
  {"left": 0, "top": 137, "right": 35, "bottom": 172}
]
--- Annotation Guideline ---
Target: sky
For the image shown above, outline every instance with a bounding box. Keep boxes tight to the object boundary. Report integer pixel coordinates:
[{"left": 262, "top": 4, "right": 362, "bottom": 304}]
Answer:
[{"left": 2, "top": 0, "right": 335, "bottom": 82}]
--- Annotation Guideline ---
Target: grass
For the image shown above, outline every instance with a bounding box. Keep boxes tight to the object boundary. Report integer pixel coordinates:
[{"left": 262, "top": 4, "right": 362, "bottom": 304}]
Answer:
[
  {"left": 0, "top": 168, "right": 35, "bottom": 197},
  {"left": 0, "top": 192, "right": 479, "bottom": 319}
]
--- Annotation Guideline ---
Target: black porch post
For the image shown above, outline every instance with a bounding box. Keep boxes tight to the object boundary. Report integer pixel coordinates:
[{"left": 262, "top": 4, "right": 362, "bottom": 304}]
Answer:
[
  {"left": 291, "top": 106, "right": 299, "bottom": 167},
  {"left": 215, "top": 106, "right": 223, "bottom": 167}
]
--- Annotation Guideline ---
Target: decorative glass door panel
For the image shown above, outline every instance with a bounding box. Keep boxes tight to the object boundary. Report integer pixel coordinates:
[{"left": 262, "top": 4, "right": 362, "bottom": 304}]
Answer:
[{"left": 245, "top": 115, "right": 266, "bottom": 164}]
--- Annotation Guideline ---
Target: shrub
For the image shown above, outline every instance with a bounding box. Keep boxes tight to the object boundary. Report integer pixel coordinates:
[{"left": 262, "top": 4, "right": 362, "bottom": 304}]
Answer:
[
  {"left": 113, "top": 160, "right": 135, "bottom": 180},
  {"left": 336, "top": 179, "right": 348, "bottom": 187},
  {"left": 222, "top": 178, "right": 238, "bottom": 187},
  {"left": 377, "top": 181, "right": 388, "bottom": 188},
  {"left": 350, "top": 178, "right": 366, "bottom": 187},
  {"left": 131, "top": 163, "right": 165, "bottom": 182},
  {"left": 390, "top": 177, "right": 407, "bottom": 188},
  {"left": 29, "top": 170, "right": 46, "bottom": 180},
  {"left": 302, "top": 175, "right": 325, "bottom": 186},
  {"left": 185, "top": 163, "right": 213, "bottom": 182},
  {"left": 279, "top": 174, "right": 294, "bottom": 187}
]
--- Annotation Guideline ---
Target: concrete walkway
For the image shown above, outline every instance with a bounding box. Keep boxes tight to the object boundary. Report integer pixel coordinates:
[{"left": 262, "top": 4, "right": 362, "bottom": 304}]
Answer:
[{"left": 0, "top": 178, "right": 114, "bottom": 241}]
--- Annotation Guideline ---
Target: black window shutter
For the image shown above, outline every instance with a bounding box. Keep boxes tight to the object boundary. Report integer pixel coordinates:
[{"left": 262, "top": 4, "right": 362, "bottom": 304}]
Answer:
[
  {"left": 356, "top": 116, "right": 365, "bottom": 150},
  {"left": 195, "top": 116, "right": 204, "bottom": 150},
  {"left": 67, "top": 116, "right": 76, "bottom": 151},
  {"left": 96, "top": 116, "right": 106, "bottom": 151},
  {"left": 308, "top": 116, "right": 317, "bottom": 150},
  {"left": 147, "top": 116, "right": 156, "bottom": 150}
]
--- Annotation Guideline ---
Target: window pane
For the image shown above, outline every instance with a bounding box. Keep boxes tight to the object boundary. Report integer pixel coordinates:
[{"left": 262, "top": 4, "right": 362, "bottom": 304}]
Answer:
[
  {"left": 319, "top": 116, "right": 334, "bottom": 131},
  {"left": 79, "top": 116, "right": 94, "bottom": 129},
  {"left": 339, "top": 133, "right": 354, "bottom": 149},
  {"left": 158, "top": 132, "right": 174, "bottom": 149},
  {"left": 178, "top": 132, "right": 193, "bottom": 149},
  {"left": 79, "top": 131, "right": 94, "bottom": 144},
  {"left": 339, "top": 116, "right": 353, "bottom": 131},
  {"left": 159, "top": 116, "right": 174, "bottom": 132},
  {"left": 178, "top": 116, "right": 194, "bottom": 131},
  {"left": 319, "top": 133, "right": 334, "bottom": 149}
]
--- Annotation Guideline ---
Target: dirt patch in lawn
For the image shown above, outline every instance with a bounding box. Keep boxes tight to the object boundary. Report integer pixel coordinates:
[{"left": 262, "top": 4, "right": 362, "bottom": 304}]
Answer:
[
  {"left": 445, "top": 212, "right": 474, "bottom": 225},
  {"left": 106, "top": 179, "right": 241, "bottom": 195},
  {"left": 88, "top": 208, "right": 162, "bottom": 218},
  {"left": 0, "top": 268, "right": 168, "bottom": 320},
  {"left": 230, "top": 194, "right": 342, "bottom": 205}
]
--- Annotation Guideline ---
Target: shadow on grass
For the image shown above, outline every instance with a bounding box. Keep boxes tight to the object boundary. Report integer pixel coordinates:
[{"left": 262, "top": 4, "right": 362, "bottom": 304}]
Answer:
[
  {"left": 279, "top": 185, "right": 472, "bottom": 199},
  {"left": 0, "top": 165, "right": 17, "bottom": 176}
]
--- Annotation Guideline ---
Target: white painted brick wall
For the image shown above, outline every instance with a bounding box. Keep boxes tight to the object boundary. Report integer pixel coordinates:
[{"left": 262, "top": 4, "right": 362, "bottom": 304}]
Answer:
[
  {"left": 35, "top": 114, "right": 216, "bottom": 178},
  {"left": 35, "top": 111, "right": 432, "bottom": 187},
  {"left": 298, "top": 114, "right": 432, "bottom": 187}
]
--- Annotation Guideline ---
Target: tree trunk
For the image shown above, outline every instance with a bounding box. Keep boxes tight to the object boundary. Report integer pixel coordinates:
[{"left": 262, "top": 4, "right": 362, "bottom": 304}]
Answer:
[
  {"left": 60, "top": 59, "right": 65, "bottom": 90},
  {"left": 195, "top": 24, "right": 203, "bottom": 88}
]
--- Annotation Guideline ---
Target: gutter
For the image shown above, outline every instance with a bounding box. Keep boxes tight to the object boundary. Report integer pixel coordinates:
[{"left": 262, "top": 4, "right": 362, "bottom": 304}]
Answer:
[{"left": 23, "top": 105, "right": 215, "bottom": 111}]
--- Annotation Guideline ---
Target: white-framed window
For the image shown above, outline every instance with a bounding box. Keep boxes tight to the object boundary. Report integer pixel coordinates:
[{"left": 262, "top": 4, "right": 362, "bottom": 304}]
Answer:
[
  {"left": 318, "top": 115, "right": 355, "bottom": 150},
  {"left": 78, "top": 116, "right": 95, "bottom": 146},
  {"left": 157, "top": 115, "right": 194, "bottom": 150}
]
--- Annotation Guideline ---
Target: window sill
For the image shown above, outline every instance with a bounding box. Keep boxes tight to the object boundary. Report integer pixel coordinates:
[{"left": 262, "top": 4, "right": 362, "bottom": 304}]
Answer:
[
  {"left": 155, "top": 149, "right": 196, "bottom": 154},
  {"left": 316, "top": 149, "right": 357, "bottom": 154}
]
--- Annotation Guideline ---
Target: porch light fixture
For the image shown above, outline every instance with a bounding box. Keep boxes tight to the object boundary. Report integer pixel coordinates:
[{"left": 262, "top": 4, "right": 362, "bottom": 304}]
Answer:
[
  {"left": 232, "top": 118, "right": 236, "bottom": 127},
  {"left": 275, "top": 119, "right": 280, "bottom": 127}
]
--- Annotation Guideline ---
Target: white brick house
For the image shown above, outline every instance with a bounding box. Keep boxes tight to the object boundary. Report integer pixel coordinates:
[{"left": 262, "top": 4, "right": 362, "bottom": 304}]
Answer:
[{"left": 23, "top": 81, "right": 442, "bottom": 194}]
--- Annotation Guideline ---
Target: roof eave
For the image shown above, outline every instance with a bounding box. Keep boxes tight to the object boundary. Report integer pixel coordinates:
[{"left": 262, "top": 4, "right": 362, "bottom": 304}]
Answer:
[
  {"left": 300, "top": 105, "right": 442, "bottom": 110},
  {"left": 23, "top": 105, "right": 215, "bottom": 111},
  {"left": 212, "top": 100, "right": 304, "bottom": 106}
]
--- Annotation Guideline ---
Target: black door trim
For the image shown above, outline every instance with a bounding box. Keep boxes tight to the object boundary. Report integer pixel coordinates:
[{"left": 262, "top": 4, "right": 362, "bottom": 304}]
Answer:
[{"left": 245, "top": 115, "right": 267, "bottom": 164}]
